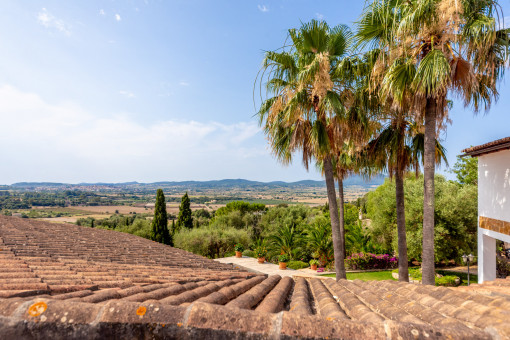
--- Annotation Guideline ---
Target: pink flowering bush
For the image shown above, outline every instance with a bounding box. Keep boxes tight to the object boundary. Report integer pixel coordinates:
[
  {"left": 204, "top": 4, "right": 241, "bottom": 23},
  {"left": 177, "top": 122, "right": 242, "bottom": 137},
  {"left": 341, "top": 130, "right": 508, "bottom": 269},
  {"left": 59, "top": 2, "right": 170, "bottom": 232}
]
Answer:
[{"left": 345, "top": 252, "right": 398, "bottom": 270}]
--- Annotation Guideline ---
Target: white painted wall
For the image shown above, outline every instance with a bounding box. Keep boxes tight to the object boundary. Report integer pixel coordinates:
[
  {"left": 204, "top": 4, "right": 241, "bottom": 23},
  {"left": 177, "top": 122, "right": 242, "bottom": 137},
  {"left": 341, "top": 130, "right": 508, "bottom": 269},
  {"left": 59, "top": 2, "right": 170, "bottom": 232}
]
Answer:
[{"left": 478, "top": 149, "right": 510, "bottom": 222}]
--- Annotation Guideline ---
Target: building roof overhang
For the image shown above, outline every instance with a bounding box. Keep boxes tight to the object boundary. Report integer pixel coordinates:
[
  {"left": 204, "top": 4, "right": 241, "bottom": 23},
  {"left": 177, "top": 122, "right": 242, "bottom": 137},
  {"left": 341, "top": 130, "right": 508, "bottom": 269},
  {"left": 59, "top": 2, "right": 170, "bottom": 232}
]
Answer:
[{"left": 461, "top": 136, "right": 510, "bottom": 158}]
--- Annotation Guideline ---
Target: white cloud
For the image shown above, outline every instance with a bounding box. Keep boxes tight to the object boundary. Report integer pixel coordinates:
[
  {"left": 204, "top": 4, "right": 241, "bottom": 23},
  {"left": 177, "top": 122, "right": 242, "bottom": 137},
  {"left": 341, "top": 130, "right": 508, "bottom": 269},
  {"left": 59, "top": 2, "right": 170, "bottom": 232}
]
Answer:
[
  {"left": 316, "top": 13, "right": 324, "bottom": 20},
  {"left": 179, "top": 81, "right": 190, "bottom": 87},
  {"left": 37, "top": 8, "right": 71, "bottom": 35},
  {"left": 119, "top": 90, "right": 135, "bottom": 98},
  {"left": 99, "top": 9, "right": 105, "bottom": 16},
  {"left": 115, "top": 14, "right": 121, "bottom": 21},
  {"left": 0, "top": 85, "right": 264, "bottom": 183},
  {"left": 257, "top": 5, "right": 268, "bottom": 12}
]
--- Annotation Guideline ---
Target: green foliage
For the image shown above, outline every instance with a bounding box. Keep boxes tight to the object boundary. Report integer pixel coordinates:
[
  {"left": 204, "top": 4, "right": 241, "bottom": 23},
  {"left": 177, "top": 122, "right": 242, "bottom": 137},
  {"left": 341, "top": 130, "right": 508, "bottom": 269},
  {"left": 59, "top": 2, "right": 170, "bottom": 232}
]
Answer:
[
  {"left": 269, "top": 223, "right": 303, "bottom": 259},
  {"left": 497, "top": 256, "right": 510, "bottom": 278},
  {"left": 242, "top": 250, "right": 256, "bottom": 258},
  {"left": 322, "top": 270, "right": 396, "bottom": 281},
  {"left": 192, "top": 209, "right": 212, "bottom": 228},
  {"left": 254, "top": 244, "right": 268, "bottom": 258},
  {"left": 174, "top": 226, "right": 250, "bottom": 259},
  {"left": 394, "top": 268, "right": 460, "bottom": 286},
  {"left": 365, "top": 174, "right": 477, "bottom": 263},
  {"left": 234, "top": 243, "right": 245, "bottom": 252},
  {"left": 278, "top": 254, "right": 289, "bottom": 263},
  {"left": 435, "top": 275, "right": 460, "bottom": 287},
  {"left": 287, "top": 260, "right": 308, "bottom": 270},
  {"left": 306, "top": 216, "right": 333, "bottom": 265},
  {"left": 345, "top": 253, "right": 397, "bottom": 270},
  {"left": 309, "top": 259, "right": 319, "bottom": 265},
  {"left": 215, "top": 201, "right": 266, "bottom": 216},
  {"left": 451, "top": 156, "right": 478, "bottom": 186},
  {"left": 177, "top": 192, "right": 193, "bottom": 229},
  {"left": 150, "top": 189, "right": 172, "bottom": 246}
]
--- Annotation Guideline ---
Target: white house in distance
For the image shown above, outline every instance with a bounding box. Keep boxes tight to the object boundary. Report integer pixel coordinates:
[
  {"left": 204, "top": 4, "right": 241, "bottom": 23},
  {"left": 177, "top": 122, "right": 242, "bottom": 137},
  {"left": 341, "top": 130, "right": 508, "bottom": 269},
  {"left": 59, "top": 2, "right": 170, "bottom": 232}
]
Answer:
[{"left": 462, "top": 137, "right": 510, "bottom": 283}]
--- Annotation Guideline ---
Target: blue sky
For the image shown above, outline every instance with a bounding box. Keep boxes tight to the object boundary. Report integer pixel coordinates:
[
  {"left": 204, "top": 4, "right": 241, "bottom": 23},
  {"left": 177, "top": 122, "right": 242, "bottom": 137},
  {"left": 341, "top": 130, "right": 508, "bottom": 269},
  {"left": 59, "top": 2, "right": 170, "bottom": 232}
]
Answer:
[{"left": 0, "top": 1, "right": 508, "bottom": 184}]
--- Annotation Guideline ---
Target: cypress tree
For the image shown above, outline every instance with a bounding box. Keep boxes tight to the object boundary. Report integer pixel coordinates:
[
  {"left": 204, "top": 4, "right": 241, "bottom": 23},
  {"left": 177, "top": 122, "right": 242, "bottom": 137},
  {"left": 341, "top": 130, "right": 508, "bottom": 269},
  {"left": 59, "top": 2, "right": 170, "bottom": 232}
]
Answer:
[
  {"left": 151, "top": 189, "right": 172, "bottom": 246},
  {"left": 177, "top": 192, "right": 193, "bottom": 229}
]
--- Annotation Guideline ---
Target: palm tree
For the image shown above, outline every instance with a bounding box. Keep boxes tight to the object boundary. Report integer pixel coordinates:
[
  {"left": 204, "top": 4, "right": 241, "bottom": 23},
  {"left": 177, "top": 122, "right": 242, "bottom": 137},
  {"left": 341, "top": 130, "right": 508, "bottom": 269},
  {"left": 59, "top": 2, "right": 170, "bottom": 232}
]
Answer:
[
  {"left": 306, "top": 216, "right": 334, "bottom": 266},
  {"left": 357, "top": 0, "right": 509, "bottom": 285},
  {"left": 366, "top": 114, "right": 448, "bottom": 281},
  {"left": 269, "top": 223, "right": 302, "bottom": 259},
  {"left": 257, "top": 20, "right": 356, "bottom": 279}
]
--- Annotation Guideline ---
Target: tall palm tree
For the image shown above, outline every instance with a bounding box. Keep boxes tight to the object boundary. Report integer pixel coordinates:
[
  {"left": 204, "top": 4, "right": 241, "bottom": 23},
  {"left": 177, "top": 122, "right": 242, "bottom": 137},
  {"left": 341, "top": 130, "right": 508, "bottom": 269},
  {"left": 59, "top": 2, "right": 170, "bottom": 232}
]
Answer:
[
  {"left": 367, "top": 114, "right": 448, "bottom": 281},
  {"left": 357, "top": 0, "right": 509, "bottom": 285},
  {"left": 257, "top": 20, "right": 355, "bottom": 279}
]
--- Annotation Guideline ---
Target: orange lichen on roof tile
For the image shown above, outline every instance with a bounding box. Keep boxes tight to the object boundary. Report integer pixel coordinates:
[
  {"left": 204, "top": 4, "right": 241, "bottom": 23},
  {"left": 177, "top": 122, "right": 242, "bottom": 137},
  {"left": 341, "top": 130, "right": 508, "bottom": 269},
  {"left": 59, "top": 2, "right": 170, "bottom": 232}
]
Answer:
[
  {"left": 28, "top": 301, "right": 47, "bottom": 317},
  {"left": 136, "top": 306, "right": 146, "bottom": 316}
]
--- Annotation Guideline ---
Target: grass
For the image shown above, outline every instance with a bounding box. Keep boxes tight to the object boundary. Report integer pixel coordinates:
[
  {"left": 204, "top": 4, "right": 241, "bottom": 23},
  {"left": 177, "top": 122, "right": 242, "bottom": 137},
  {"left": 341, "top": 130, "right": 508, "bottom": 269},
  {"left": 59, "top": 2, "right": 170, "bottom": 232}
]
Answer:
[
  {"left": 320, "top": 270, "right": 395, "bottom": 281},
  {"left": 436, "top": 270, "right": 478, "bottom": 286}
]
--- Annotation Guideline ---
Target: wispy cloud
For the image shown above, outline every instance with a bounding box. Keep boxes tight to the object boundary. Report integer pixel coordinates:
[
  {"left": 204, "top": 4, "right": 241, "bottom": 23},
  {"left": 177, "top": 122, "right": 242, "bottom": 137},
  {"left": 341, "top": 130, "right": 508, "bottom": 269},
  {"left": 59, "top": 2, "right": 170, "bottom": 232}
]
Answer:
[
  {"left": 316, "top": 13, "right": 324, "bottom": 20},
  {"left": 99, "top": 9, "right": 106, "bottom": 16},
  {"left": 119, "top": 90, "right": 135, "bottom": 98},
  {"left": 179, "top": 81, "right": 190, "bottom": 87},
  {"left": 257, "top": 5, "right": 268, "bottom": 12},
  {"left": 0, "top": 85, "right": 263, "bottom": 183},
  {"left": 37, "top": 8, "right": 71, "bottom": 35},
  {"left": 115, "top": 14, "right": 121, "bottom": 22}
]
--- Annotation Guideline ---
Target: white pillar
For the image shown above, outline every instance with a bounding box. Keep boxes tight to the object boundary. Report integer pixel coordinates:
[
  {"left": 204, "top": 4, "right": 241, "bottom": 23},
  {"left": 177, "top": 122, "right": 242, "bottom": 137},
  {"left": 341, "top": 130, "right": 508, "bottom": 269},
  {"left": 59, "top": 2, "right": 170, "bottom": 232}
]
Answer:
[{"left": 478, "top": 229, "right": 496, "bottom": 283}]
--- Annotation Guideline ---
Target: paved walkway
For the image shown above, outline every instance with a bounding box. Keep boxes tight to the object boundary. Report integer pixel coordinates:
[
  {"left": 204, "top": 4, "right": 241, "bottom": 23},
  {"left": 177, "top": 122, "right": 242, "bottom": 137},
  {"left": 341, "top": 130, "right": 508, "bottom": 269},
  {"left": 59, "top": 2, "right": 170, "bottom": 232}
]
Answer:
[
  {"left": 214, "top": 256, "right": 332, "bottom": 278},
  {"left": 438, "top": 265, "right": 478, "bottom": 274}
]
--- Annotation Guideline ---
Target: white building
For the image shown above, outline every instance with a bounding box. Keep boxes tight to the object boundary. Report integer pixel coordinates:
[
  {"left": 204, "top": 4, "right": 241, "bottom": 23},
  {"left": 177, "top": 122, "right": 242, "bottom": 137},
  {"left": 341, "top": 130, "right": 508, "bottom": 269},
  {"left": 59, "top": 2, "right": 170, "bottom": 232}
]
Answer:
[{"left": 462, "top": 137, "right": 510, "bottom": 283}]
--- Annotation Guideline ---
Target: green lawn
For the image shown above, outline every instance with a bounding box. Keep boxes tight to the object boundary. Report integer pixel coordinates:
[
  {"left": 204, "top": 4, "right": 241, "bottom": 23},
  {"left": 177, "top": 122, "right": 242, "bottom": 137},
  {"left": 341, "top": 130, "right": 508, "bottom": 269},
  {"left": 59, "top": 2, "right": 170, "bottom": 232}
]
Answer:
[{"left": 320, "top": 270, "right": 395, "bottom": 281}]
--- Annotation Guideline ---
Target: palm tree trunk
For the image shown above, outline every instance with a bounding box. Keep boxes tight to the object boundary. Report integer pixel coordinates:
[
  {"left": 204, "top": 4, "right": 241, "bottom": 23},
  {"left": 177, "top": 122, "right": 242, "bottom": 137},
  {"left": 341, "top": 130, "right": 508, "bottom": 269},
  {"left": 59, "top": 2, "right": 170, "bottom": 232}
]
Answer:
[
  {"left": 395, "top": 169, "right": 409, "bottom": 282},
  {"left": 337, "top": 174, "right": 345, "bottom": 258},
  {"left": 422, "top": 99, "right": 436, "bottom": 285},
  {"left": 323, "top": 156, "right": 347, "bottom": 280}
]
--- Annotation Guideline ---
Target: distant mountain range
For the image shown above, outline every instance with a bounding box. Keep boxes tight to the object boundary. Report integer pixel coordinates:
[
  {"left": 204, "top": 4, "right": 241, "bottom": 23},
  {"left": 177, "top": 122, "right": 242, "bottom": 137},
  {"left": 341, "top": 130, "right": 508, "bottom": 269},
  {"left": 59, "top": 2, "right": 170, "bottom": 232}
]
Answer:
[{"left": 9, "top": 175, "right": 385, "bottom": 190}]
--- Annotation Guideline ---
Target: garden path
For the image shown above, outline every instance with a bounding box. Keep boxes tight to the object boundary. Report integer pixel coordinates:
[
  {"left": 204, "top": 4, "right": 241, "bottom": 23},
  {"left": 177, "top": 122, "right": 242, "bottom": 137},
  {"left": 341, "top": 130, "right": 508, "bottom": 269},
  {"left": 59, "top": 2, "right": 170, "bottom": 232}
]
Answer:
[{"left": 214, "top": 256, "right": 332, "bottom": 278}]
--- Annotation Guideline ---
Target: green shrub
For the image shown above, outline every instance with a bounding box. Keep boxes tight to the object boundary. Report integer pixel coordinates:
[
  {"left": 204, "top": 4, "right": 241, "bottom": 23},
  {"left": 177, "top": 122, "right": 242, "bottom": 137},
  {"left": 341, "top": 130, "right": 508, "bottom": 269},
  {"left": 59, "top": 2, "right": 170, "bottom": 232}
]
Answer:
[
  {"left": 174, "top": 226, "right": 249, "bottom": 259},
  {"left": 435, "top": 275, "right": 460, "bottom": 287},
  {"left": 234, "top": 243, "right": 245, "bottom": 252},
  {"left": 243, "top": 250, "right": 256, "bottom": 258},
  {"left": 278, "top": 254, "right": 289, "bottom": 263},
  {"left": 309, "top": 259, "right": 319, "bottom": 266},
  {"left": 394, "top": 268, "right": 460, "bottom": 286},
  {"left": 287, "top": 260, "right": 308, "bottom": 270}
]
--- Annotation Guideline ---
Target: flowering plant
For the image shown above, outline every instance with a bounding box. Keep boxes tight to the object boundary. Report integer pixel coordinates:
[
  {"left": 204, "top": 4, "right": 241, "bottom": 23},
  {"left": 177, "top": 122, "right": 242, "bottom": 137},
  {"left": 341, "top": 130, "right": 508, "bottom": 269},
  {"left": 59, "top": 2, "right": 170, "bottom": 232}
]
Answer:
[
  {"left": 255, "top": 246, "right": 267, "bottom": 258},
  {"left": 344, "top": 252, "right": 398, "bottom": 270}
]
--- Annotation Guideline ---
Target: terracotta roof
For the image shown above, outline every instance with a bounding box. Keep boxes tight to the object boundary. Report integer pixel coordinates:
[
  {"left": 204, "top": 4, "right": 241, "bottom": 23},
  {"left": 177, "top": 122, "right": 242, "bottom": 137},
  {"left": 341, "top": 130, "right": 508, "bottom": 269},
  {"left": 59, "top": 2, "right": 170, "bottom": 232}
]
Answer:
[
  {"left": 461, "top": 136, "right": 510, "bottom": 157},
  {"left": 0, "top": 216, "right": 510, "bottom": 339}
]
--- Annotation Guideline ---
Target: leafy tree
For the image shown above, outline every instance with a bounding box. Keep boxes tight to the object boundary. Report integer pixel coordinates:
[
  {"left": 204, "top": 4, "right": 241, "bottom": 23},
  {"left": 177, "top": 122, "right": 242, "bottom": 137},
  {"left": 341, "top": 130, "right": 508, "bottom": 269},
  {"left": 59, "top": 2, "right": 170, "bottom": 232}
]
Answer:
[
  {"left": 215, "top": 201, "right": 266, "bottom": 216},
  {"left": 177, "top": 192, "right": 193, "bottom": 229},
  {"left": 451, "top": 155, "right": 477, "bottom": 186},
  {"left": 174, "top": 226, "right": 249, "bottom": 259},
  {"left": 365, "top": 174, "right": 477, "bottom": 263},
  {"left": 150, "top": 189, "right": 172, "bottom": 245},
  {"left": 357, "top": 0, "right": 509, "bottom": 284}
]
